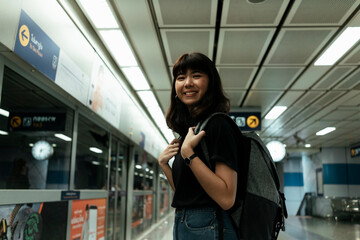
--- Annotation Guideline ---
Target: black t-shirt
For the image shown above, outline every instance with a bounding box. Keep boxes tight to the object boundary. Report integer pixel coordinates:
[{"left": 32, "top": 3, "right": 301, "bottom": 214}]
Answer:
[{"left": 171, "top": 115, "right": 239, "bottom": 209}]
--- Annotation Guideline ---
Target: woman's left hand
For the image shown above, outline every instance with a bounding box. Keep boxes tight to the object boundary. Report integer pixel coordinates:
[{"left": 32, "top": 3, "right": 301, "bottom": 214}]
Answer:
[{"left": 181, "top": 127, "right": 205, "bottom": 158}]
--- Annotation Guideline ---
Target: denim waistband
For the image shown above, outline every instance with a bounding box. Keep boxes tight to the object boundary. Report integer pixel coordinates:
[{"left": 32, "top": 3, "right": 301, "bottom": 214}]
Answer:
[{"left": 175, "top": 206, "right": 217, "bottom": 214}]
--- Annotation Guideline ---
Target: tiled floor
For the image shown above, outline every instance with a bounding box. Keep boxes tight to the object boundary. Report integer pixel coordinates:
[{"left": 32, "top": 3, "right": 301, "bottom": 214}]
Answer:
[{"left": 137, "top": 211, "right": 360, "bottom": 240}]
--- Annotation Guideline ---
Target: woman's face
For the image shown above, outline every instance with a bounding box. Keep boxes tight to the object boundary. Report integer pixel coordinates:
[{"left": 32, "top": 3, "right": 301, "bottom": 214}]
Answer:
[{"left": 175, "top": 69, "right": 209, "bottom": 109}]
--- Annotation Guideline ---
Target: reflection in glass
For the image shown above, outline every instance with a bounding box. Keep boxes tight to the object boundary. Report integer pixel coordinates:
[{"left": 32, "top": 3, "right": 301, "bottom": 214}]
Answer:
[
  {"left": 159, "top": 178, "right": 169, "bottom": 216},
  {"left": 131, "top": 194, "right": 153, "bottom": 238},
  {"left": 75, "top": 116, "right": 108, "bottom": 189},
  {"left": 133, "top": 150, "right": 154, "bottom": 190},
  {"left": 0, "top": 67, "right": 73, "bottom": 189}
]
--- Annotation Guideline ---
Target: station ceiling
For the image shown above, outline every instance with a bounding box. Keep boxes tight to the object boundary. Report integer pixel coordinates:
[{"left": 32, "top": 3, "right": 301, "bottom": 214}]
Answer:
[{"left": 66, "top": 0, "right": 360, "bottom": 153}]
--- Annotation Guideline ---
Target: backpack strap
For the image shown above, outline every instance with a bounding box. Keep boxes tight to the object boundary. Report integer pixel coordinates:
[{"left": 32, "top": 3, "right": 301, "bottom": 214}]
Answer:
[
  {"left": 194, "top": 112, "right": 233, "bottom": 240},
  {"left": 195, "top": 112, "right": 228, "bottom": 167}
]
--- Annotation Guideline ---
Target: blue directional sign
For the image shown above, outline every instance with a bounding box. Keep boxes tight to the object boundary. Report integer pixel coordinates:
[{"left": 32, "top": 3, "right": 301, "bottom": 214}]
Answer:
[
  {"left": 229, "top": 112, "right": 262, "bottom": 131},
  {"left": 14, "top": 10, "right": 60, "bottom": 81}
]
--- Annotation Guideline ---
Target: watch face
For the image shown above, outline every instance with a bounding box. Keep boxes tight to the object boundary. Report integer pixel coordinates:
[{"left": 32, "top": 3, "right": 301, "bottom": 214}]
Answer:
[{"left": 32, "top": 140, "right": 53, "bottom": 160}]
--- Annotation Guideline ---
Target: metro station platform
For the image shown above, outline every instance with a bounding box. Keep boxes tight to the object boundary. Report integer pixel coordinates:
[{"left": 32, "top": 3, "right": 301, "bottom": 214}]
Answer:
[{"left": 137, "top": 211, "right": 360, "bottom": 240}]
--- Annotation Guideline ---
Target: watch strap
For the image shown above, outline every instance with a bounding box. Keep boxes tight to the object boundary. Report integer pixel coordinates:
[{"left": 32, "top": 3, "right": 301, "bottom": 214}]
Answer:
[{"left": 184, "top": 153, "right": 197, "bottom": 166}]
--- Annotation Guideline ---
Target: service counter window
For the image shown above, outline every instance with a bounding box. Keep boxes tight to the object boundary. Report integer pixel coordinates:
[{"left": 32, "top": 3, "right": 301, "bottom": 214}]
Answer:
[
  {"left": 75, "top": 115, "right": 108, "bottom": 189},
  {"left": 0, "top": 67, "right": 73, "bottom": 189}
]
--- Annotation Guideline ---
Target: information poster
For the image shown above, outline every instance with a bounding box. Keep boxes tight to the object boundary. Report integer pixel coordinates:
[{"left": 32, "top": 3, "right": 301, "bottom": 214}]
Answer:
[
  {"left": 70, "top": 199, "right": 106, "bottom": 240},
  {"left": 87, "top": 60, "right": 121, "bottom": 128},
  {"left": 0, "top": 201, "right": 68, "bottom": 240}
]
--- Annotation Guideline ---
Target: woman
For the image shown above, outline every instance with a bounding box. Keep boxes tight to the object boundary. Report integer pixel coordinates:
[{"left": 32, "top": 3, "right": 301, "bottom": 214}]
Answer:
[{"left": 158, "top": 52, "right": 239, "bottom": 239}]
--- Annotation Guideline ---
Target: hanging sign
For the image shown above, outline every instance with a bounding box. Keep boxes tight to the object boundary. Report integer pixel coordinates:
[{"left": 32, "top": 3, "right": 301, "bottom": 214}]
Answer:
[
  {"left": 14, "top": 10, "right": 60, "bottom": 81},
  {"left": 8, "top": 111, "right": 66, "bottom": 131},
  {"left": 229, "top": 112, "right": 261, "bottom": 131},
  {"left": 350, "top": 146, "right": 360, "bottom": 158}
]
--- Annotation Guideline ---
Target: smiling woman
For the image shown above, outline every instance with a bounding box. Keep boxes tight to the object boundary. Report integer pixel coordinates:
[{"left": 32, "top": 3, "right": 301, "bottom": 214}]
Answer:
[{"left": 158, "top": 52, "right": 239, "bottom": 240}]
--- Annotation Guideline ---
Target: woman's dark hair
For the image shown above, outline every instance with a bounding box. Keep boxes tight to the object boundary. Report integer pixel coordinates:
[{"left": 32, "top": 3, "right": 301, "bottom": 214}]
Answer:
[{"left": 166, "top": 52, "right": 230, "bottom": 136}]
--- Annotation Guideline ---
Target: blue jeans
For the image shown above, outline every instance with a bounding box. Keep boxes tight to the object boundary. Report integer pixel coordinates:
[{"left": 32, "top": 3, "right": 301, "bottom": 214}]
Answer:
[{"left": 173, "top": 207, "right": 238, "bottom": 240}]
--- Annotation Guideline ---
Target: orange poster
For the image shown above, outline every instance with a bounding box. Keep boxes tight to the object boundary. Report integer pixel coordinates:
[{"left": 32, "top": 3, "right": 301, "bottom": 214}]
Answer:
[{"left": 70, "top": 198, "right": 106, "bottom": 240}]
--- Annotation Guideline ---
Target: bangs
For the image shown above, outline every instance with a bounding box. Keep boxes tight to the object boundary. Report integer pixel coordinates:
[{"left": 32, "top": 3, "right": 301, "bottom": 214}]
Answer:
[{"left": 172, "top": 53, "right": 209, "bottom": 78}]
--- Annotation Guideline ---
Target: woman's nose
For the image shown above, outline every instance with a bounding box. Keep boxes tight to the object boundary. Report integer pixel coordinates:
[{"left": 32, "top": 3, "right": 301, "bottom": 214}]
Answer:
[{"left": 184, "top": 76, "right": 193, "bottom": 87}]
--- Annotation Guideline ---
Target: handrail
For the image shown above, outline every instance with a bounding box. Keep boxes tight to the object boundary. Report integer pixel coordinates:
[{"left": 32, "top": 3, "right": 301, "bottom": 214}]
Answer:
[{"left": 296, "top": 192, "right": 315, "bottom": 216}]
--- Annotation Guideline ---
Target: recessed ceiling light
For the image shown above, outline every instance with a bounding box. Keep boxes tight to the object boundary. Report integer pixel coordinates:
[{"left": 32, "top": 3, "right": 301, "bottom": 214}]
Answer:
[
  {"left": 78, "top": 0, "right": 119, "bottom": 28},
  {"left": 314, "top": 27, "right": 360, "bottom": 66},
  {"left": 0, "top": 108, "right": 9, "bottom": 117},
  {"left": 99, "top": 30, "right": 138, "bottom": 67},
  {"left": 316, "top": 127, "right": 336, "bottom": 136},
  {"left": 89, "top": 147, "right": 103, "bottom": 153},
  {"left": 55, "top": 133, "right": 72, "bottom": 141},
  {"left": 265, "top": 106, "right": 287, "bottom": 120}
]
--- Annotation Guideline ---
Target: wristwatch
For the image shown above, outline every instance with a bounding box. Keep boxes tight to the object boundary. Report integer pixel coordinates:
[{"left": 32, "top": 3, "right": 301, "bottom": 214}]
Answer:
[{"left": 184, "top": 153, "right": 197, "bottom": 166}]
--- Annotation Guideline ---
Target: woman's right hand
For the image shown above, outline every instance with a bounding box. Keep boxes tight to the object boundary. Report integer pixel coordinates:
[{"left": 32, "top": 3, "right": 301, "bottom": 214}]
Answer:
[{"left": 158, "top": 139, "right": 181, "bottom": 166}]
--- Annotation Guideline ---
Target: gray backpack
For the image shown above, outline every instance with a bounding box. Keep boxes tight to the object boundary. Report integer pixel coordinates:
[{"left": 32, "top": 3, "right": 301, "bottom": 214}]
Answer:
[{"left": 195, "top": 112, "right": 287, "bottom": 240}]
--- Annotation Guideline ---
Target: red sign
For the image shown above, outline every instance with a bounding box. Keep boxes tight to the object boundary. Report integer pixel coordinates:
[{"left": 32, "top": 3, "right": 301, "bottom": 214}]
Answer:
[{"left": 70, "top": 199, "right": 106, "bottom": 240}]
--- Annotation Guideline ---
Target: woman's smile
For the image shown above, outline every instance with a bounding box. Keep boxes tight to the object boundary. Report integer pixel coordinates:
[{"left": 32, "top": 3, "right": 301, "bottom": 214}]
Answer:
[{"left": 175, "top": 69, "right": 209, "bottom": 108}]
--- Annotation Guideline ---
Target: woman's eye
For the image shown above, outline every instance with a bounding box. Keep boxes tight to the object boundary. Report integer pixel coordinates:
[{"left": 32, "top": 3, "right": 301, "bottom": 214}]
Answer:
[
  {"left": 193, "top": 75, "right": 201, "bottom": 78},
  {"left": 176, "top": 76, "right": 185, "bottom": 81}
]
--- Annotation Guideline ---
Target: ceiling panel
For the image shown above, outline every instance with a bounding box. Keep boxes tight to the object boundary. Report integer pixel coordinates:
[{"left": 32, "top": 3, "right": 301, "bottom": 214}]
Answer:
[
  {"left": 311, "top": 91, "right": 346, "bottom": 108},
  {"left": 153, "top": 0, "right": 217, "bottom": 27},
  {"left": 322, "top": 109, "right": 359, "bottom": 121},
  {"left": 276, "top": 90, "right": 305, "bottom": 106},
  {"left": 221, "top": 0, "right": 289, "bottom": 26},
  {"left": 243, "top": 90, "right": 283, "bottom": 115},
  {"left": 155, "top": 90, "right": 171, "bottom": 113},
  {"left": 340, "top": 44, "right": 360, "bottom": 65},
  {"left": 290, "top": 66, "right": 331, "bottom": 90},
  {"left": 284, "top": 0, "right": 359, "bottom": 26},
  {"left": 312, "top": 66, "right": 356, "bottom": 90},
  {"left": 216, "top": 29, "right": 275, "bottom": 65},
  {"left": 218, "top": 67, "right": 257, "bottom": 89},
  {"left": 252, "top": 67, "right": 304, "bottom": 90},
  {"left": 334, "top": 67, "right": 360, "bottom": 90},
  {"left": 265, "top": 28, "right": 336, "bottom": 65},
  {"left": 161, "top": 29, "right": 215, "bottom": 65},
  {"left": 225, "top": 90, "right": 246, "bottom": 106}
]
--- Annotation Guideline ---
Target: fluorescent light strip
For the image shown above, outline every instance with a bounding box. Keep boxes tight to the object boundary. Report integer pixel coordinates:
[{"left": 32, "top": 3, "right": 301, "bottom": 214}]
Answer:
[
  {"left": 122, "top": 67, "right": 150, "bottom": 90},
  {"left": 147, "top": 105, "right": 174, "bottom": 143},
  {"left": 89, "top": 147, "right": 103, "bottom": 154},
  {"left": 137, "top": 91, "right": 158, "bottom": 108},
  {"left": 265, "top": 106, "right": 287, "bottom": 120},
  {"left": 55, "top": 133, "right": 72, "bottom": 141},
  {"left": 78, "top": 0, "right": 119, "bottom": 28},
  {"left": 99, "top": 30, "right": 138, "bottom": 67},
  {"left": 305, "top": 144, "right": 311, "bottom": 148},
  {"left": 314, "top": 27, "right": 360, "bottom": 66},
  {"left": 0, "top": 108, "right": 9, "bottom": 117},
  {"left": 0, "top": 130, "right": 8, "bottom": 135},
  {"left": 316, "top": 127, "right": 336, "bottom": 136}
]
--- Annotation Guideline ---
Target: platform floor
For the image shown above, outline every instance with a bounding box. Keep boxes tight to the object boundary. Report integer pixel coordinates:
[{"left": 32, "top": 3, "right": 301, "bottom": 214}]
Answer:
[{"left": 136, "top": 211, "right": 360, "bottom": 240}]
